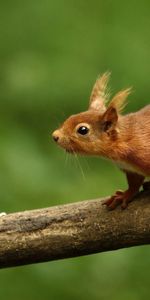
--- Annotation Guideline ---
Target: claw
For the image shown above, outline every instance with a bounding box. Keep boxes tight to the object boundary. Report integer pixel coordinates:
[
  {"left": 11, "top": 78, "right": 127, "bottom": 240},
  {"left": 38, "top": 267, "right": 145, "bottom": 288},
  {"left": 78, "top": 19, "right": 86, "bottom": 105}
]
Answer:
[
  {"left": 103, "top": 172, "right": 144, "bottom": 210},
  {"left": 121, "top": 199, "right": 128, "bottom": 209},
  {"left": 103, "top": 190, "right": 132, "bottom": 210}
]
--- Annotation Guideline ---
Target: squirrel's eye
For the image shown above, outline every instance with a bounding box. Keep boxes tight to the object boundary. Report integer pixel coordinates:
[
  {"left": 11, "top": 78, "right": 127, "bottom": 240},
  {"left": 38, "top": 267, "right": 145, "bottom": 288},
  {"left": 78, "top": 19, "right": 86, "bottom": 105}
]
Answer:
[{"left": 77, "top": 126, "right": 89, "bottom": 135}]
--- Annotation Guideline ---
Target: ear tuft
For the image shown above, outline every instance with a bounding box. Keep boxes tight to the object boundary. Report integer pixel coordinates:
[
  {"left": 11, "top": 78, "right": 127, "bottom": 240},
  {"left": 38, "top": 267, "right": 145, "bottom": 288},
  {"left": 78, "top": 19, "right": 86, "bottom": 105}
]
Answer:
[
  {"left": 89, "top": 72, "right": 111, "bottom": 111},
  {"left": 108, "top": 88, "right": 132, "bottom": 113}
]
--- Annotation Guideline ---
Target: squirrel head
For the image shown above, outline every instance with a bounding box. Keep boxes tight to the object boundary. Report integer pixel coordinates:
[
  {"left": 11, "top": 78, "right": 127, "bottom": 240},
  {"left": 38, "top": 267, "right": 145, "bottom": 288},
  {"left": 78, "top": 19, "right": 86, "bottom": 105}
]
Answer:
[{"left": 52, "top": 72, "right": 131, "bottom": 156}]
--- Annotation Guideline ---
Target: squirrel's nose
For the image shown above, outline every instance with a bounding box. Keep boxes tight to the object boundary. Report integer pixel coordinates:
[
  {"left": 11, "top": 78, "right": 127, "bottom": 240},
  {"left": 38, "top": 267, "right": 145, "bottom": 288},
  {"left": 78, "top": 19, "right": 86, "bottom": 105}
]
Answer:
[{"left": 52, "top": 130, "right": 60, "bottom": 142}]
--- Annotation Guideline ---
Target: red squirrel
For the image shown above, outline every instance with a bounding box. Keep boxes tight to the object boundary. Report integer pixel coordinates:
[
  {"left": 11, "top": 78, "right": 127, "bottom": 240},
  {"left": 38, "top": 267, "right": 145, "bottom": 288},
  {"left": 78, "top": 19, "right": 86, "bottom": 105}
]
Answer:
[{"left": 52, "top": 72, "right": 150, "bottom": 209}]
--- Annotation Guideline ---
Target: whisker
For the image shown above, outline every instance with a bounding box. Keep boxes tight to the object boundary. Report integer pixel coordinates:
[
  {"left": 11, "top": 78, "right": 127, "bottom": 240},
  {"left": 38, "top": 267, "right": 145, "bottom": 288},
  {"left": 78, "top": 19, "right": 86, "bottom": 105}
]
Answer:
[
  {"left": 65, "top": 151, "right": 69, "bottom": 166},
  {"left": 74, "top": 152, "right": 86, "bottom": 181},
  {"left": 81, "top": 156, "right": 91, "bottom": 172}
]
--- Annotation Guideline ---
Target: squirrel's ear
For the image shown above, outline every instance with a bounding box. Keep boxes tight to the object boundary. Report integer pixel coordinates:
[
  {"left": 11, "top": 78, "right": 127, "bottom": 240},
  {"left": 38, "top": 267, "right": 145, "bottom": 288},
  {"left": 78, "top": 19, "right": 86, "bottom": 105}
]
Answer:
[
  {"left": 88, "top": 72, "right": 110, "bottom": 112},
  {"left": 101, "top": 106, "right": 118, "bottom": 132},
  {"left": 108, "top": 88, "right": 131, "bottom": 113}
]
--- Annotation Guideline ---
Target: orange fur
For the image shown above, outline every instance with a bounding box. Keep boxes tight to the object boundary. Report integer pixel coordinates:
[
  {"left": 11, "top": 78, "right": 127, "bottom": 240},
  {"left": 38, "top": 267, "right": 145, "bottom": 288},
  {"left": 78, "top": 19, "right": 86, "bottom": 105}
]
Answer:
[{"left": 52, "top": 73, "right": 150, "bottom": 209}]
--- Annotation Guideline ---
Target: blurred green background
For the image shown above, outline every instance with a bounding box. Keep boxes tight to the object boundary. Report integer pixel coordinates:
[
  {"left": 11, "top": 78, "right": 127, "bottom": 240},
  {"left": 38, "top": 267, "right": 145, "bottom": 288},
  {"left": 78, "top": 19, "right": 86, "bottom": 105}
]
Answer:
[{"left": 0, "top": 0, "right": 150, "bottom": 299}]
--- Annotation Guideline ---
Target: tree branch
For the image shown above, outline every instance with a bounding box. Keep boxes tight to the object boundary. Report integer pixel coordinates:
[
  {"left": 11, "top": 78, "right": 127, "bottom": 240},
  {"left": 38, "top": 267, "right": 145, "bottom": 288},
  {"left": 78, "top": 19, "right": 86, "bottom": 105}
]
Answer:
[{"left": 0, "top": 191, "right": 150, "bottom": 269}]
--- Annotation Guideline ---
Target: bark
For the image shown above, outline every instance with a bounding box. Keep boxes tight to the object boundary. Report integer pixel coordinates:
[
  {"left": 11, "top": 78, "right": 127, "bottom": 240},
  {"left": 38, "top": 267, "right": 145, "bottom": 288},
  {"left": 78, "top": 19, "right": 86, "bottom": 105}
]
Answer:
[{"left": 0, "top": 191, "right": 150, "bottom": 269}]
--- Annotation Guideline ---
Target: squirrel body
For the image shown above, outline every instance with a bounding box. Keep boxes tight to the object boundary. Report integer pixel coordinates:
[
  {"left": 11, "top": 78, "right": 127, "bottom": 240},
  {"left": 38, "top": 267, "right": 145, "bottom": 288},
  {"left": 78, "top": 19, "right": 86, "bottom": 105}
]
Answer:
[{"left": 52, "top": 73, "right": 150, "bottom": 209}]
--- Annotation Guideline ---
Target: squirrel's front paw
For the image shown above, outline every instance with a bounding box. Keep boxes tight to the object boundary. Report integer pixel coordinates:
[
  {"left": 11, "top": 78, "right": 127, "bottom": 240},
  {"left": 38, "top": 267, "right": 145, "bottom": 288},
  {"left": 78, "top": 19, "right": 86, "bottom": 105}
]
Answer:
[{"left": 103, "top": 190, "right": 132, "bottom": 210}]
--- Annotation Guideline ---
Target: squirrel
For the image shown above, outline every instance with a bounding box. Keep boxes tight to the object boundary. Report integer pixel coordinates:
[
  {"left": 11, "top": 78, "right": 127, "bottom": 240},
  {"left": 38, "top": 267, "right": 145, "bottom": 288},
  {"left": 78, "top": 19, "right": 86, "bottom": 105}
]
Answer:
[{"left": 52, "top": 72, "right": 150, "bottom": 209}]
